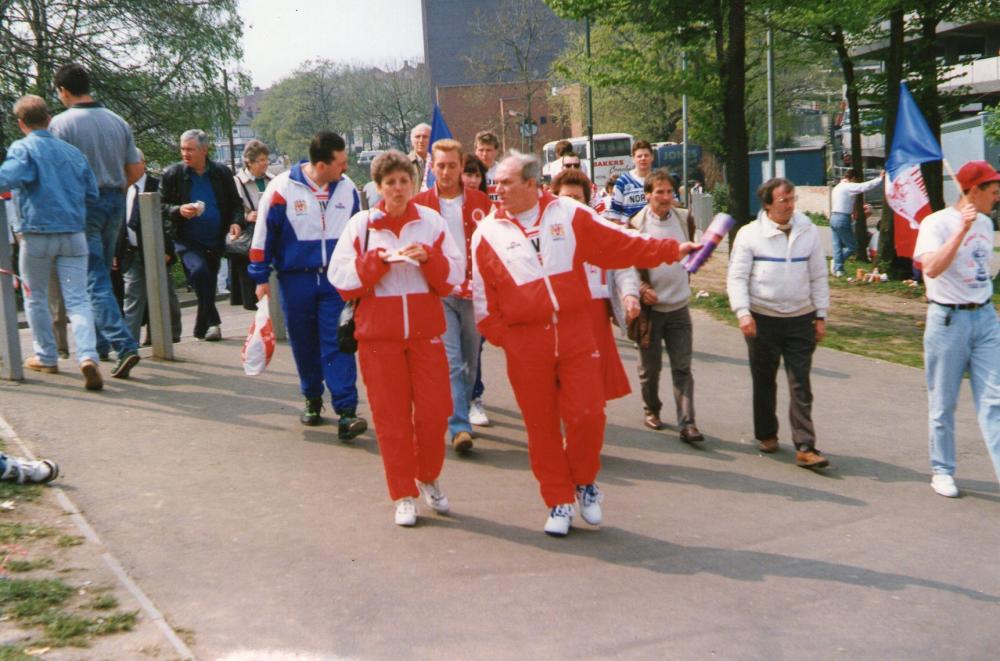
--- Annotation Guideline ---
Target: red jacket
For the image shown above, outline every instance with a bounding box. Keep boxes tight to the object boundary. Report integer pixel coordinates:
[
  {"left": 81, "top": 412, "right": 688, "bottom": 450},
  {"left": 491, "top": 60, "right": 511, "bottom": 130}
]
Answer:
[
  {"left": 413, "top": 186, "right": 491, "bottom": 298},
  {"left": 471, "top": 192, "right": 680, "bottom": 346},
  {"left": 328, "top": 201, "right": 465, "bottom": 341}
]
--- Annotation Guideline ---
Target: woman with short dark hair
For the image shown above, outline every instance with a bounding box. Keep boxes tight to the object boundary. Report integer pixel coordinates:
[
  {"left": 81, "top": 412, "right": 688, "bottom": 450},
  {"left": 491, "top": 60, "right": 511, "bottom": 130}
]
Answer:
[{"left": 329, "top": 149, "right": 465, "bottom": 527}]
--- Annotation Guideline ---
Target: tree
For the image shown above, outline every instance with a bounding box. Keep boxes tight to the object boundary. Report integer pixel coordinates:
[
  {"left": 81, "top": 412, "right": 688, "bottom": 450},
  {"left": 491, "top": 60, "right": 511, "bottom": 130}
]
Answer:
[
  {"left": 772, "top": 0, "right": 891, "bottom": 261},
  {"left": 252, "top": 60, "right": 430, "bottom": 166},
  {"left": 0, "top": 0, "right": 246, "bottom": 165},
  {"left": 549, "top": 0, "right": 752, "bottom": 226},
  {"left": 465, "top": 0, "right": 569, "bottom": 153}
]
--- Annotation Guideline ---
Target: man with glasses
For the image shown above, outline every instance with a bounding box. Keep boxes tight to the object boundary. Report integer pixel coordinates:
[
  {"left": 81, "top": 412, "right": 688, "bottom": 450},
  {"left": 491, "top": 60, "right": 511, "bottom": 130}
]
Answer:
[{"left": 727, "top": 177, "right": 831, "bottom": 470}]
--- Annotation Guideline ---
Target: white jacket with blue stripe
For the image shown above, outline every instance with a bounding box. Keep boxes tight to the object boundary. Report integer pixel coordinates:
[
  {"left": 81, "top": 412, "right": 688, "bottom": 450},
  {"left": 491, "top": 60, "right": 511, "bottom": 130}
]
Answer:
[{"left": 727, "top": 211, "right": 829, "bottom": 319}]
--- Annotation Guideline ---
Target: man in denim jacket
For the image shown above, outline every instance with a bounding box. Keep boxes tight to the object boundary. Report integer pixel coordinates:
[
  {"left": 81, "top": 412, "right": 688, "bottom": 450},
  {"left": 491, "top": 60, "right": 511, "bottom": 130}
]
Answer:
[{"left": 0, "top": 95, "right": 104, "bottom": 390}]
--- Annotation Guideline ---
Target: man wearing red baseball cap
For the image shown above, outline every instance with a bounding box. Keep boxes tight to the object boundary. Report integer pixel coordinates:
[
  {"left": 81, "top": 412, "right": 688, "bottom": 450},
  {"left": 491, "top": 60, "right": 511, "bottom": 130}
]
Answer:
[{"left": 914, "top": 160, "right": 1000, "bottom": 498}]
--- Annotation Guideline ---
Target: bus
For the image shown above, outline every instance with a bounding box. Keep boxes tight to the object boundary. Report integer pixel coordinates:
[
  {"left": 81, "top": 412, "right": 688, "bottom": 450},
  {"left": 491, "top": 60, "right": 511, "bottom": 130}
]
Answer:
[{"left": 541, "top": 133, "right": 634, "bottom": 188}]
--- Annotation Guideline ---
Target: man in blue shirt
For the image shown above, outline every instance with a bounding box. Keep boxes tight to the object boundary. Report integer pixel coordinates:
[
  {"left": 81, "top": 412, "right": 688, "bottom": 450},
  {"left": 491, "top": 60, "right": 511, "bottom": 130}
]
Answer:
[
  {"left": 49, "top": 62, "right": 144, "bottom": 378},
  {"left": 160, "top": 130, "right": 243, "bottom": 340},
  {"left": 0, "top": 95, "right": 104, "bottom": 390},
  {"left": 608, "top": 139, "right": 655, "bottom": 224}
]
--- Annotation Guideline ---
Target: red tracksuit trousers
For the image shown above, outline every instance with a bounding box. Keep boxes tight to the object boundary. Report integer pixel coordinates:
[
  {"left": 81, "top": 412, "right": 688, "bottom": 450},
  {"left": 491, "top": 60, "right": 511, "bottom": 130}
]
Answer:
[
  {"left": 359, "top": 336, "right": 452, "bottom": 501},
  {"left": 503, "top": 313, "right": 607, "bottom": 507}
]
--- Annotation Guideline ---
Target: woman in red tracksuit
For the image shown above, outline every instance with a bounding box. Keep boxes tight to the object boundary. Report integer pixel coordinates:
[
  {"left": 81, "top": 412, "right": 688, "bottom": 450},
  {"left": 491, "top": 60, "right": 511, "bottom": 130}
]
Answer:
[{"left": 328, "top": 150, "right": 465, "bottom": 527}]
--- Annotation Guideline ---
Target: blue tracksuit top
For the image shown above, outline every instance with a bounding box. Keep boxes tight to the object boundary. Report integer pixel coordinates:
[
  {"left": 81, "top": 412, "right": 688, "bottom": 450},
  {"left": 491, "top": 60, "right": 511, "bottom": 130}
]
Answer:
[{"left": 248, "top": 162, "right": 360, "bottom": 285}]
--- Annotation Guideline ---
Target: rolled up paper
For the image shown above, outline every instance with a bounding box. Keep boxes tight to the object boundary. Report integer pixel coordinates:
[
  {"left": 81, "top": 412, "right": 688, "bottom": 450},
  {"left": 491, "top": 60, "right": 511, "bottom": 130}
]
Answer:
[{"left": 683, "top": 213, "right": 735, "bottom": 274}]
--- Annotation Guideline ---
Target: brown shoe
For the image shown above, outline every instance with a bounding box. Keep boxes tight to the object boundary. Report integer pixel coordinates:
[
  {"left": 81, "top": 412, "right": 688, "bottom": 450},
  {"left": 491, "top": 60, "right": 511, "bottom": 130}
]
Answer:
[
  {"left": 796, "top": 449, "right": 829, "bottom": 469},
  {"left": 80, "top": 359, "right": 104, "bottom": 391},
  {"left": 644, "top": 414, "right": 665, "bottom": 431},
  {"left": 24, "top": 356, "right": 58, "bottom": 374},
  {"left": 452, "top": 431, "right": 473, "bottom": 454},
  {"left": 679, "top": 425, "right": 705, "bottom": 443},
  {"left": 757, "top": 438, "right": 779, "bottom": 453}
]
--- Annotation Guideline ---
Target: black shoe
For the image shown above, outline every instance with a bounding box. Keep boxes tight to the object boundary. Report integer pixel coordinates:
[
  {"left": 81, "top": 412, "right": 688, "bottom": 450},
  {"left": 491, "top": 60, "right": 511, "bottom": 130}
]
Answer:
[
  {"left": 300, "top": 397, "right": 324, "bottom": 426},
  {"left": 338, "top": 410, "right": 368, "bottom": 440},
  {"left": 110, "top": 351, "right": 140, "bottom": 379}
]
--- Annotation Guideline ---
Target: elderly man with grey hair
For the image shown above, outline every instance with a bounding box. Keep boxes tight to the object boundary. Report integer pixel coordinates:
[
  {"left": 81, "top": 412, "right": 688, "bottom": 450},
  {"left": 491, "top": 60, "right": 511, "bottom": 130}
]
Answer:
[
  {"left": 160, "top": 129, "right": 243, "bottom": 340},
  {"left": 471, "top": 150, "right": 700, "bottom": 536},
  {"left": 408, "top": 122, "right": 431, "bottom": 193}
]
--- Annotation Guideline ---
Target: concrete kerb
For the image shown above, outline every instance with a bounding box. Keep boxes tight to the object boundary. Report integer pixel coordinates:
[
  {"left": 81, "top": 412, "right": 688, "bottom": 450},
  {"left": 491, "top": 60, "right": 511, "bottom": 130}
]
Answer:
[{"left": 0, "top": 414, "right": 197, "bottom": 660}]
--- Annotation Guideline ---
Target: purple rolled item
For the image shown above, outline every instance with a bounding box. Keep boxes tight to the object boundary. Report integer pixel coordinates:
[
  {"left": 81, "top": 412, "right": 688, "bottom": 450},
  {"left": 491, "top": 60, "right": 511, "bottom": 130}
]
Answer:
[{"left": 683, "top": 213, "right": 735, "bottom": 274}]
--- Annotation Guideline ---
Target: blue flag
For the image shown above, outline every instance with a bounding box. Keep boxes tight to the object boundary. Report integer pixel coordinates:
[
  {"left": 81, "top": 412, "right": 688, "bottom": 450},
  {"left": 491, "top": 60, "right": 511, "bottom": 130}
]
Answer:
[
  {"left": 885, "top": 82, "right": 942, "bottom": 179},
  {"left": 423, "top": 104, "right": 453, "bottom": 190}
]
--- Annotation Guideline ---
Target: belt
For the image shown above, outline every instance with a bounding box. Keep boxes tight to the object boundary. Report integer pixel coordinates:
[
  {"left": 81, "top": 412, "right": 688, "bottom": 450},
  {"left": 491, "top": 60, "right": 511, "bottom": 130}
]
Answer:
[{"left": 930, "top": 300, "right": 987, "bottom": 311}]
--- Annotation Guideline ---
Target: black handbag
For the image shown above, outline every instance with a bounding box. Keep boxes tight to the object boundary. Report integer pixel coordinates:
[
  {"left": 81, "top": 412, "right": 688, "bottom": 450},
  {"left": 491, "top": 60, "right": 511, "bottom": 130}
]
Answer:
[
  {"left": 336, "top": 221, "right": 371, "bottom": 354},
  {"left": 224, "top": 229, "right": 252, "bottom": 257}
]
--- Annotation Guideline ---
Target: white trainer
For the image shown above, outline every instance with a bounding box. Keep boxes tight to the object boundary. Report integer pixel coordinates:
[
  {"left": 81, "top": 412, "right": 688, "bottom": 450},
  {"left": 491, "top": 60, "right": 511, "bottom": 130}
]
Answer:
[
  {"left": 204, "top": 325, "right": 222, "bottom": 342},
  {"left": 931, "top": 474, "right": 959, "bottom": 498},
  {"left": 575, "top": 483, "right": 604, "bottom": 525},
  {"left": 416, "top": 479, "right": 450, "bottom": 514},
  {"left": 0, "top": 455, "right": 58, "bottom": 484},
  {"left": 469, "top": 398, "right": 490, "bottom": 427},
  {"left": 544, "top": 503, "right": 575, "bottom": 537},
  {"left": 394, "top": 497, "right": 418, "bottom": 526}
]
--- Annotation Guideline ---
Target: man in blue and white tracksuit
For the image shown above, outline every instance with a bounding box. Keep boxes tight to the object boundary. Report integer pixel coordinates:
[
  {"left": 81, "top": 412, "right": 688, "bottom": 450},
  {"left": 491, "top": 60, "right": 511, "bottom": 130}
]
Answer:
[
  {"left": 607, "top": 139, "right": 655, "bottom": 224},
  {"left": 249, "top": 131, "right": 367, "bottom": 439}
]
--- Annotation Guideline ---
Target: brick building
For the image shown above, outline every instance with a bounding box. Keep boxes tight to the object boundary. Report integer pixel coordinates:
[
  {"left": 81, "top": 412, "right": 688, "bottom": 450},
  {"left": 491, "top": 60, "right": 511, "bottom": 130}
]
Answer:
[{"left": 420, "top": 0, "right": 577, "bottom": 155}]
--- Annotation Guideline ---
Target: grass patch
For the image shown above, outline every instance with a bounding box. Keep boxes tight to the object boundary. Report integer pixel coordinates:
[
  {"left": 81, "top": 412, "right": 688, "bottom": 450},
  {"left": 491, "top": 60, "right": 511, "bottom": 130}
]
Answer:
[
  {"left": 5, "top": 557, "right": 54, "bottom": 573},
  {"left": 0, "top": 646, "right": 33, "bottom": 660},
  {"left": 0, "top": 483, "right": 42, "bottom": 503},
  {"left": 0, "top": 578, "right": 137, "bottom": 648},
  {"left": 56, "top": 535, "right": 83, "bottom": 548},
  {"left": 0, "top": 523, "right": 57, "bottom": 544},
  {"left": 89, "top": 594, "right": 118, "bottom": 610},
  {"left": 690, "top": 291, "right": 925, "bottom": 369}
]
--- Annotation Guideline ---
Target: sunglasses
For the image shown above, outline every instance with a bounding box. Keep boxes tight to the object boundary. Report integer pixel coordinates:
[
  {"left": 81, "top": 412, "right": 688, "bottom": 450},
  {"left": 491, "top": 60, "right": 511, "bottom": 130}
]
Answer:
[{"left": 563, "top": 161, "right": 581, "bottom": 169}]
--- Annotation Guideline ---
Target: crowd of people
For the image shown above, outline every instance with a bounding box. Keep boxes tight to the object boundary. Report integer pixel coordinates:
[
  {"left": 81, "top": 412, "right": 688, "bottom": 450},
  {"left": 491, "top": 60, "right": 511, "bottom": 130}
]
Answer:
[{"left": 2, "top": 62, "right": 1000, "bottom": 536}]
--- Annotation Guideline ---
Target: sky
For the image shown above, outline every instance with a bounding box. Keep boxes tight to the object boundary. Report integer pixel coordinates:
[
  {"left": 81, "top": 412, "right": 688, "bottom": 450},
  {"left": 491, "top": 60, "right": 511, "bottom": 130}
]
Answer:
[{"left": 238, "top": 0, "right": 426, "bottom": 88}]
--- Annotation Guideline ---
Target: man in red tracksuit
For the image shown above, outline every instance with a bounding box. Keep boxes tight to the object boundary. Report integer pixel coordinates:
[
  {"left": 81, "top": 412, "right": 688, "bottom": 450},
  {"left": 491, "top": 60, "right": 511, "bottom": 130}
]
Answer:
[{"left": 471, "top": 151, "right": 699, "bottom": 537}]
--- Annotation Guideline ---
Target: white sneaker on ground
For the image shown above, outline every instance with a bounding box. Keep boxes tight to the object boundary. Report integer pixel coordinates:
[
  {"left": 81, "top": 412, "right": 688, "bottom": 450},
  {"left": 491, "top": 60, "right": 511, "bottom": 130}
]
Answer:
[
  {"left": 931, "top": 474, "right": 959, "bottom": 498},
  {"left": 416, "top": 479, "right": 450, "bottom": 514},
  {"left": 469, "top": 398, "right": 490, "bottom": 427},
  {"left": 394, "top": 497, "right": 418, "bottom": 526},
  {"left": 575, "top": 483, "right": 604, "bottom": 525},
  {"left": 544, "top": 503, "right": 575, "bottom": 537},
  {"left": 204, "top": 325, "right": 222, "bottom": 342},
  {"left": 834, "top": 270, "right": 845, "bottom": 278},
  {"left": 0, "top": 455, "right": 59, "bottom": 484}
]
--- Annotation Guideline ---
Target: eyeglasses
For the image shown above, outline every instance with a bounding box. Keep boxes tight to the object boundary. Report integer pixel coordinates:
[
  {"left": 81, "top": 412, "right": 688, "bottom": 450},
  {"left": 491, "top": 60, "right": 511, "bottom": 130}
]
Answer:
[{"left": 774, "top": 195, "right": 798, "bottom": 204}]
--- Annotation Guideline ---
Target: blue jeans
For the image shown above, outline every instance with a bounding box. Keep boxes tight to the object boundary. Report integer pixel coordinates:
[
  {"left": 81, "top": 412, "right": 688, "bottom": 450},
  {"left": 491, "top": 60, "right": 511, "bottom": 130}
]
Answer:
[
  {"left": 18, "top": 232, "right": 98, "bottom": 364},
  {"left": 441, "top": 296, "right": 480, "bottom": 437},
  {"left": 86, "top": 190, "right": 138, "bottom": 357},
  {"left": 472, "top": 336, "right": 486, "bottom": 400},
  {"left": 278, "top": 271, "right": 359, "bottom": 412},
  {"left": 924, "top": 303, "right": 1000, "bottom": 483},
  {"left": 829, "top": 212, "right": 856, "bottom": 273}
]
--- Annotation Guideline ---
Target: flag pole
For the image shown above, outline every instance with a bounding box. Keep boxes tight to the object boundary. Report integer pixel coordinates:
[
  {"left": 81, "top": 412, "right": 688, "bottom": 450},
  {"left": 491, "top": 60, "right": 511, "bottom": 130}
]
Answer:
[{"left": 941, "top": 158, "right": 969, "bottom": 205}]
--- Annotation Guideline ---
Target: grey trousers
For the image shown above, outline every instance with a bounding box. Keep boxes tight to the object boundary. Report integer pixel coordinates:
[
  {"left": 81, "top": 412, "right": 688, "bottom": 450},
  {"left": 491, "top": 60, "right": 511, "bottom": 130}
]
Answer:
[
  {"left": 638, "top": 306, "right": 695, "bottom": 427},
  {"left": 121, "top": 249, "right": 182, "bottom": 343}
]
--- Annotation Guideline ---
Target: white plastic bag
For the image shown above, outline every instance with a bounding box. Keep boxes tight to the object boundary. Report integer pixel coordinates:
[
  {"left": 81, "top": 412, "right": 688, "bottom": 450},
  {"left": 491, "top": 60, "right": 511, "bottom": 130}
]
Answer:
[{"left": 242, "top": 295, "right": 276, "bottom": 376}]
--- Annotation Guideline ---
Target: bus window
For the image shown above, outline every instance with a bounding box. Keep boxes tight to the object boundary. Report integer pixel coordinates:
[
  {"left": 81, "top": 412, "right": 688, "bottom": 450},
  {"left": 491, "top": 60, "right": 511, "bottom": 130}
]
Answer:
[{"left": 595, "top": 138, "right": 631, "bottom": 159}]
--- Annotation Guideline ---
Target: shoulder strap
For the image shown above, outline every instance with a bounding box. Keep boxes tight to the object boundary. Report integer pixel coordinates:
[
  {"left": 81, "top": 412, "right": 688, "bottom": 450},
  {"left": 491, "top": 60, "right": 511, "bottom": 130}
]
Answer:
[{"left": 238, "top": 178, "right": 256, "bottom": 211}]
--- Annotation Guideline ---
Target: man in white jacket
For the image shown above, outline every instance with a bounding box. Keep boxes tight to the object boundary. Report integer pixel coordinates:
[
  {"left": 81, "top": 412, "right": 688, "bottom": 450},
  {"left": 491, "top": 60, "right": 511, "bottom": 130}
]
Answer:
[{"left": 727, "top": 177, "right": 831, "bottom": 469}]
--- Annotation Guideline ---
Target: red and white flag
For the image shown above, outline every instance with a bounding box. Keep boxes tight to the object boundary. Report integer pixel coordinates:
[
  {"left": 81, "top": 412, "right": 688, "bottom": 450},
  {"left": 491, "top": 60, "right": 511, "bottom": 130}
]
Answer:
[{"left": 885, "top": 164, "right": 932, "bottom": 259}]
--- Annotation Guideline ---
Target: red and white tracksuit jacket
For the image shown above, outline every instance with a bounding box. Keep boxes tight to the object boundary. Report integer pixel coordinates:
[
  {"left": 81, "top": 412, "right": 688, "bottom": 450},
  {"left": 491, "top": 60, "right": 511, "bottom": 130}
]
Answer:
[
  {"left": 412, "top": 185, "right": 492, "bottom": 298},
  {"left": 471, "top": 192, "right": 681, "bottom": 506},
  {"left": 584, "top": 264, "right": 631, "bottom": 401},
  {"left": 329, "top": 200, "right": 465, "bottom": 501}
]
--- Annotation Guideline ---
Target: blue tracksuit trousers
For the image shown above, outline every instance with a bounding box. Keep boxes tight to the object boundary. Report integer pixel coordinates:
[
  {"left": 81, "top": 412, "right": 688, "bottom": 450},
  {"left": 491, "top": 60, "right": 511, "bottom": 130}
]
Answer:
[{"left": 278, "top": 270, "right": 359, "bottom": 413}]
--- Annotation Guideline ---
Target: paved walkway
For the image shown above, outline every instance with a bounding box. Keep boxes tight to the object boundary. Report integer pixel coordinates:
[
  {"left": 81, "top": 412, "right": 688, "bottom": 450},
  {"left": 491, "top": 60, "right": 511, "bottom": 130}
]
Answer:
[{"left": 1, "top": 300, "right": 999, "bottom": 659}]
